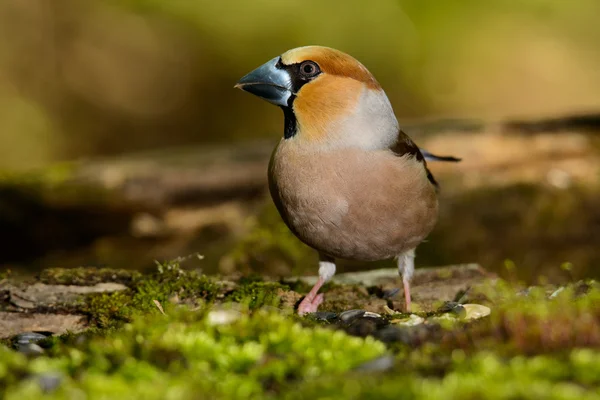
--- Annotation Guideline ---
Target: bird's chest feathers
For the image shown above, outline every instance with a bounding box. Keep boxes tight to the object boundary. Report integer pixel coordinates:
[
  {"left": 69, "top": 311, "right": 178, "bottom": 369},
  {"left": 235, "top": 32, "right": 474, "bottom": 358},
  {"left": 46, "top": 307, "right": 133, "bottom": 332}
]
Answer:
[{"left": 269, "top": 149, "right": 351, "bottom": 230}]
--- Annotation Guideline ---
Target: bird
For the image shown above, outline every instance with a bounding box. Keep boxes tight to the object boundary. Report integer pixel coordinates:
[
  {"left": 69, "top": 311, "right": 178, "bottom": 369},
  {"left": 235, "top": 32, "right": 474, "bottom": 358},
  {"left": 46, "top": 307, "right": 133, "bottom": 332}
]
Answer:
[{"left": 235, "top": 46, "right": 459, "bottom": 315}]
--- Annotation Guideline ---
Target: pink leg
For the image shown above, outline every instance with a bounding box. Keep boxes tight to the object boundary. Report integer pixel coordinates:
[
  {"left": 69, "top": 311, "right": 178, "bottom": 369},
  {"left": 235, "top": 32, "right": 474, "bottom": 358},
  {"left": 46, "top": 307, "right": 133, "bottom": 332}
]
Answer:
[
  {"left": 398, "top": 249, "right": 415, "bottom": 313},
  {"left": 403, "top": 278, "right": 411, "bottom": 313},
  {"left": 297, "top": 277, "right": 325, "bottom": 315}
]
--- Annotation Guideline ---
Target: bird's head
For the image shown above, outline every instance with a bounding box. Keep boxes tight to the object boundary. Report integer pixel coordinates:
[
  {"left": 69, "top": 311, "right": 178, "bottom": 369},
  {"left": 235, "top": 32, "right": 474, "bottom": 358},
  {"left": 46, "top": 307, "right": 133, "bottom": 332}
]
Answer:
[{"left": 236, "top": 46, "right": 399, "bottom": 149}]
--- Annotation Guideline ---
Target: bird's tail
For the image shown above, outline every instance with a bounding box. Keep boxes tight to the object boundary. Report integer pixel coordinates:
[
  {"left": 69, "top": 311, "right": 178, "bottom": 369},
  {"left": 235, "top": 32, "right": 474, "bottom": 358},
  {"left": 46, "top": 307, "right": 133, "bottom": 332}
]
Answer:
[{"left": 419, "top": 148, "right": 461, "bottom": 163}]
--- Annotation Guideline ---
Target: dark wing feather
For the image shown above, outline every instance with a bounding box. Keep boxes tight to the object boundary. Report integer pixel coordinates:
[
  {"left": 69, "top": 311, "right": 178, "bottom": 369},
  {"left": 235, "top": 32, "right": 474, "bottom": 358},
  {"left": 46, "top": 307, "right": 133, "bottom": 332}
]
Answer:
[
  {"left": 390, "top": 130, "right": 439, "bottom": 188},
  {"left": 419, "top": 149, "right": 461, "bottom": 162}
]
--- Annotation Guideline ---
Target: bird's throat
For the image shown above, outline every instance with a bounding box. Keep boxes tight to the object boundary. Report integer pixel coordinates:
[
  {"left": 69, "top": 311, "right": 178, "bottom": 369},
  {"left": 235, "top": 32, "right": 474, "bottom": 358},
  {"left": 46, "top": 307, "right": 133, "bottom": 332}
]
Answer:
[{"left": 281, "top": 106, "right": 298, "bottom": 139}]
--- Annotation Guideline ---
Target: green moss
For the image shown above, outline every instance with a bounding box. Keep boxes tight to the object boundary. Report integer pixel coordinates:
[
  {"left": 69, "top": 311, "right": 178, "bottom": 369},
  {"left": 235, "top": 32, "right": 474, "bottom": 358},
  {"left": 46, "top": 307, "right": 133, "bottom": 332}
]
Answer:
[
  {"left": 0, "top": 346, "right": 29, "bottom": 391},
  {"left": 238, "top": 274, "right": 266, "bottom": 285},
  {"left": 227, "top": 282, "right": 290, "bottom": 310},
  {"left": 3, "top": 265, "right": 600, "bottom": 398},
  {"left": 283, "top": 279, "right": 313, "bottom": 294},
  {"left": 3, "top": 294, "right": 600, "bottom": 399},
  {"left": 39, "top": 267, "right": 141, "bottom": 286},
  {"left": 130, "top": 260, "right": 218, "bottom": 308},
  {"left": 84, "top": 290, "right": 135, "bottom": 330},
  {"left": 442, "top": 280, "right": 600, "bottom": 356},
  {"left": 82, "top": 260, "right": 219, "bottom": 330},
  {"left": 289, "top": 350, "right": 600, "bottom": 400},
  {"left": 1, "top": 308, "right": 385, "bottom": 399}
]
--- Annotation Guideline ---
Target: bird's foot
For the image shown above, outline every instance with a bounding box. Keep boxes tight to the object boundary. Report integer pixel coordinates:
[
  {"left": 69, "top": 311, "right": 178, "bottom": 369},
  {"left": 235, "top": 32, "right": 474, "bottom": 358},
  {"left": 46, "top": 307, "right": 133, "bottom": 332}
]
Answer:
[{"left": 297, "top": 293, "right": 324, "bottom": 315}]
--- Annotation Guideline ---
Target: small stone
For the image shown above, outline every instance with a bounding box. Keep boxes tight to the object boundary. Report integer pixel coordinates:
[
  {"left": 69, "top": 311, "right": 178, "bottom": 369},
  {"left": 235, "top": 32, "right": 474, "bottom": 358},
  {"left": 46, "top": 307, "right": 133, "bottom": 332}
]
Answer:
[
  {"left": 354, "top": 355, "right": 395, "bottom": 372},
  {"left": 339, "top": 309, "right": 366, "bottom": 323},
  {"left": 391, "top": 314, "right": 424, "bottom": 326},
  {"left": 382, "top": 288, "right": 400, "bottom": 299},
  {"left": 15, "top": 332, "right": 48, "bottom": 345},
  {"left": 17, "top": 343, "right": 45, "bottom": 355},
  {"left": 462, "top": 304, "right": 491, "bottom": 320},
  {"left": 206, "top": 310, "right": 242, "bottom": 326},
  {"left": 312, "top": 312, "right": 338, "bottom": 322},
  {"left": 437, "top": 301, "right": 466, "bottom": 318},
  {"left": 37, "top": 373, "right": 62, "bottom": 393}
]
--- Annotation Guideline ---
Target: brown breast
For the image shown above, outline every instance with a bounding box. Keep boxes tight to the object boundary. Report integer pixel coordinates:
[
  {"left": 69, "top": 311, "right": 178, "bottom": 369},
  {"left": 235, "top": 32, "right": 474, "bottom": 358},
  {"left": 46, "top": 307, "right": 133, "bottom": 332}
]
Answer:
[{"left": 268, "top": 140, "right": 439, "bottom": 261}]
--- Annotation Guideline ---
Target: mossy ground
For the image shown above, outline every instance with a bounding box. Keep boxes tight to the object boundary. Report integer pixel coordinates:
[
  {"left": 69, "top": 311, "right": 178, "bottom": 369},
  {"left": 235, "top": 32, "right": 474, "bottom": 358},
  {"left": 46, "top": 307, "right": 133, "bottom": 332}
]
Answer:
[{"left": 1, "top": 262, "right": 599, "bottom": 399}]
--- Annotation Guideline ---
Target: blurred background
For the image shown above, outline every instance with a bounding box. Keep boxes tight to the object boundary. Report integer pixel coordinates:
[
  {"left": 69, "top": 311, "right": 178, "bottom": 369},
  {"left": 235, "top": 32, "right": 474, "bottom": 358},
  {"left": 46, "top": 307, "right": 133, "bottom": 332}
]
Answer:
[{"left": 0, "top": 0, "right": 599, "bottom": 283}]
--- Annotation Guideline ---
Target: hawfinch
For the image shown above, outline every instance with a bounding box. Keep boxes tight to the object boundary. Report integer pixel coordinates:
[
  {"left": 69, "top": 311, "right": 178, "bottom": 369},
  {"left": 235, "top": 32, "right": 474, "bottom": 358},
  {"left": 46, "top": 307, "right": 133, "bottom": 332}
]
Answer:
[{"left": 236, "top": 46, "right": 459, "bottom": 315}]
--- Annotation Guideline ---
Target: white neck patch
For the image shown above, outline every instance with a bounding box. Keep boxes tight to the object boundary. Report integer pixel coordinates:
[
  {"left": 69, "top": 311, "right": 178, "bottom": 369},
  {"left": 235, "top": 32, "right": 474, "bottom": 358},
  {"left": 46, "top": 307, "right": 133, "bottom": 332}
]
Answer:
[{"left": 327, "top": 86, "right": 399, "bottom": 150}]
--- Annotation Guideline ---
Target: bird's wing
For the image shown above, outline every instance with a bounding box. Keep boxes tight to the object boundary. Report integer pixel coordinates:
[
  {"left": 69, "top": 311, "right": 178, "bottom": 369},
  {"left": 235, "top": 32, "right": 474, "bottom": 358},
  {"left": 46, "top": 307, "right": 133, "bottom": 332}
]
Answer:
[
  {"left": 390, "top": 130, "right": 461, "bottom": 190},
  {"left": 390, "top": 130, "right": 437, "bottom": 187}
]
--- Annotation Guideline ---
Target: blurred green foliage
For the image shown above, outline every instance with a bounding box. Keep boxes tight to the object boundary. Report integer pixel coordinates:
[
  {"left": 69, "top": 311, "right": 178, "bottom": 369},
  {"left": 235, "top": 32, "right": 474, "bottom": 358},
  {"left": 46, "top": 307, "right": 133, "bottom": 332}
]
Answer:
[{"left": 1, "top": 0, "right": 599, "bottom": 169}]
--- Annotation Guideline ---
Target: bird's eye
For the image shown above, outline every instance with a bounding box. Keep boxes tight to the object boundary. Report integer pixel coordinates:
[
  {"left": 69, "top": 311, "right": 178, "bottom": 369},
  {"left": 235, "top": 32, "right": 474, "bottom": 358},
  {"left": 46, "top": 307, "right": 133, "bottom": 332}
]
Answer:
[{"left": 299, "top": 61, "right": 320, "bottom": 78}]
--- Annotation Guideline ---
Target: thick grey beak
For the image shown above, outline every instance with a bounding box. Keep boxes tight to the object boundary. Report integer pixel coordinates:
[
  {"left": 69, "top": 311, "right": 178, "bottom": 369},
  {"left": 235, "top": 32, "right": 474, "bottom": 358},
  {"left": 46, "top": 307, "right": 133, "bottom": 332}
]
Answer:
[{"left": 235, "top": 56, "right": 293, "bottom": 107}]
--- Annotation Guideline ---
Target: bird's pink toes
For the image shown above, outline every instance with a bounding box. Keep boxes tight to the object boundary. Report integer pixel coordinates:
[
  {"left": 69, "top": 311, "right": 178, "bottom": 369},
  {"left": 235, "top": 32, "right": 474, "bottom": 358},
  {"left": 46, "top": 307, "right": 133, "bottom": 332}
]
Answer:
[
  {"left": 313, "top": 293, "right": 324, "bottom": 307},
  {"left": 297, "top": 293, "right": 324, "bottom": 315}
]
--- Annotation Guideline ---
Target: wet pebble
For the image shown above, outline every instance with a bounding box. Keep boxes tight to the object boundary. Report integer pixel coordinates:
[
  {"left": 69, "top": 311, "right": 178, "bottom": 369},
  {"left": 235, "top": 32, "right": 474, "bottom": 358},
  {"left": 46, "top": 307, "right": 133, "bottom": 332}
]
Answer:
[
  {"left": 354, "top": 355, "right": 395, "bottom": 372},
  {"left": 339, "top": 309, "right": 366, "bottom": 323},
  {"left": 17, "top": 343, "right": 45, "bottom": 356},
  {"left": 15, "top": 332, "right": 48, "bottom": 346},
  {"left": 364, "top": 311, "right": 382, "bottom": 319},
  {"left": 312, "top": 311, "right": 338, "bottom": 322}
]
